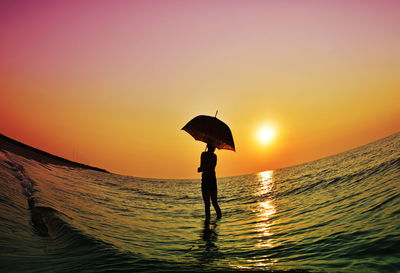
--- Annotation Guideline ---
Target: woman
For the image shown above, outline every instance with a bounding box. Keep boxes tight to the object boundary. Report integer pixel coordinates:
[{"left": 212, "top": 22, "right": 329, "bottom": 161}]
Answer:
[{"left": 198, "top": 143, "right": 222, "bottom": 220}]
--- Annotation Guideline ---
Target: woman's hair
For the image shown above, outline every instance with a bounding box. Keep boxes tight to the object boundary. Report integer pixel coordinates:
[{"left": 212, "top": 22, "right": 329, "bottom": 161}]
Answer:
[{"left": 207, "top": 143, "right": 215, "bottom": 151}]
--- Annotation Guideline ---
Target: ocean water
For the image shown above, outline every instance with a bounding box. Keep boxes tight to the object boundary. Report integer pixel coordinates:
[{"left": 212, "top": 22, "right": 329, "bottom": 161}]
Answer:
[{"left": 0, "top": 133, "right": 399, "bottom": 273}]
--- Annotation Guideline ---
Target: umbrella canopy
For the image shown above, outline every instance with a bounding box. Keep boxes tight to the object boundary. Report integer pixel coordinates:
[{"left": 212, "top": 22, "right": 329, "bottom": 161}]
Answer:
[{"left": 182, "top": 115, "right": 235, "bottom": 151}]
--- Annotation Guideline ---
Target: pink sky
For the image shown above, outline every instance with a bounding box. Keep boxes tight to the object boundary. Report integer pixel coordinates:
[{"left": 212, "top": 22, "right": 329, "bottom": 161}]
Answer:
[{"left": 1, "top": 0, "right": 399, "bottom": 178}]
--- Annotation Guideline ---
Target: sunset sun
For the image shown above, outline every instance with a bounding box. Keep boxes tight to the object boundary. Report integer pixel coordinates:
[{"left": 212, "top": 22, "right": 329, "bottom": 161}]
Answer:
[{"left": 257, "top": 125, "right": 277, "bottom": 145}]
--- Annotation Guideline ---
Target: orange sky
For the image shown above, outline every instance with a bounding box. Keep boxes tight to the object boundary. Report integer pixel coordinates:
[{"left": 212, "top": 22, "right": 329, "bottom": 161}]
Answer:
[{"left": 1, "top": 1, "right": 399, "bottom": 178}]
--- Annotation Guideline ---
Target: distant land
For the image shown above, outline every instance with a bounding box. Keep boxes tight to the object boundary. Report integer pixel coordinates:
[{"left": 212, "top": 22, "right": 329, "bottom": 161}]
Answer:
[
  {"left": 1, "top": 132, "right": 399, "bottom": 177},
  {"left": 0, "top": 134, "right": 108, "bottom": 173}
]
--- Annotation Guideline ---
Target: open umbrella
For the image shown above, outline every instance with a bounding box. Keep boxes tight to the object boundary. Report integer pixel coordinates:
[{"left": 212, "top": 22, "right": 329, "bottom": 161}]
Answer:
[{"left": 182, "top": 114, "right": 235, "bottom": 151}]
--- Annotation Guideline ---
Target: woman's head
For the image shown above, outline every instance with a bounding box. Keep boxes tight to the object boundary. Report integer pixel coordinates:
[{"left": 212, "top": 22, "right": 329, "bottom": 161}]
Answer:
[{"left": 207, "top": 143, "right": 215, "bottom": 152}]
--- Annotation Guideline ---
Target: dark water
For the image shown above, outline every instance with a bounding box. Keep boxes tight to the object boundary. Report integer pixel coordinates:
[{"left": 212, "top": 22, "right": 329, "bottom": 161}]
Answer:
[{"left": 0, "top": 133, "right": 399, "bottom": 272}]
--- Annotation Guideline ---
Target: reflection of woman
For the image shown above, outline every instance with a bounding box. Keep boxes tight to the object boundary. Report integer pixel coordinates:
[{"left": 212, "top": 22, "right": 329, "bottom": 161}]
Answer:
[
  {"left": 202, "top": 220, "right": 218, "bottom": 250},
  {"left": 198, "top": 143, "right": 222, "bottom": 220}
]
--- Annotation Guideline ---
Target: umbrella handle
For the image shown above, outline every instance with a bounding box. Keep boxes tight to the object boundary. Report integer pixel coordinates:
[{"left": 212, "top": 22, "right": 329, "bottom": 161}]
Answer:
[{"left": 204, "top": 110, "right": 218, "bottom": 151}]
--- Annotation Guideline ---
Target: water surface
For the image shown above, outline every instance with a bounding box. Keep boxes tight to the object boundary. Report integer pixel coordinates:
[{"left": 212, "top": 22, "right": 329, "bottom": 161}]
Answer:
[{"left": 0, "top": 133, "right": 399, "bottom": 272}]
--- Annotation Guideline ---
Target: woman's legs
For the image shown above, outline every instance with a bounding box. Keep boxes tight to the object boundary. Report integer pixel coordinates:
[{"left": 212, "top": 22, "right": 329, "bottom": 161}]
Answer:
[
  {"left": 202, "top": 176, "right": 221, "bottom": 220},
  {"left": 202, "top": 188, "right": 211, "bottom": 220},
  {"left": 210, "top": 189, "right": 222, "bottom": 219}
]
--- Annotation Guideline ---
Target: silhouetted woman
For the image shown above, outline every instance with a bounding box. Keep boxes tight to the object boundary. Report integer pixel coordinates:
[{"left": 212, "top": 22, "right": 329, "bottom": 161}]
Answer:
[{"left": 198, "top": 143, "right": 222, "bottom": 220}]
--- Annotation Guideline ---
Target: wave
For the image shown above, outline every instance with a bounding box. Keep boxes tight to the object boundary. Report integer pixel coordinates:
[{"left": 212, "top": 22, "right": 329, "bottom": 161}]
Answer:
[
  {"left": 276, "top": 156, "right": 400, "bottom": 198},
  {"left": 0, "top": 151, "right": 177, "bottom": 273},
  {"left": 1, "top": 132, "right": 399, "bottom": 272}
]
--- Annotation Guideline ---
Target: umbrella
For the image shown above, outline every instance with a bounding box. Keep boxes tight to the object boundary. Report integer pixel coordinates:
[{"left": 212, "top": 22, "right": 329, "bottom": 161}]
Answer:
[{"left": 182, "top": 114, "right": 235, "bottom": 151}]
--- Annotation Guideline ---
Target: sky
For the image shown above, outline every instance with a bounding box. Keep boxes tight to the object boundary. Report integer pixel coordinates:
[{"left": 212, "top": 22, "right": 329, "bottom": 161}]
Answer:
[{"left": 1, "top": 0, "right": 399, "bottom": 178}]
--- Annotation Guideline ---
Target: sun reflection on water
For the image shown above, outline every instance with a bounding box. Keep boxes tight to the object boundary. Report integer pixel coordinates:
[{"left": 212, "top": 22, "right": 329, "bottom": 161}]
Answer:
[
  {"left": 229, "top": 171, "right": 278, "bottom": 270},
  {"left": 255, "top": 170, "right": 276, "bottom": 249},
  {"left": 257, "top": 170, "right": 274, "bottom": 197}
]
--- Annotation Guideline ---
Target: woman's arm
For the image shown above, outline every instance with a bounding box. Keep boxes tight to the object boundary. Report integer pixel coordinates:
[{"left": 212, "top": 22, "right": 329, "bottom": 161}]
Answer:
[{"left": 198, "top": 152, "right": 204, "bottom": 172}]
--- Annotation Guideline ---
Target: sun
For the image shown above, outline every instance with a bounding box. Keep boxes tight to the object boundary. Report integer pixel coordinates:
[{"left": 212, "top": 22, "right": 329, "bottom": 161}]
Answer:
[{"left": 257, "top": 125, "right": 276, "bottom": 145}]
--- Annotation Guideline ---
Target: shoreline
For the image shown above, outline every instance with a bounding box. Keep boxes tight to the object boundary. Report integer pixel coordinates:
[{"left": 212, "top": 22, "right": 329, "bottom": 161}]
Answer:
[{"left": 0, "top": 134, "right": 108, "bottom": 173}]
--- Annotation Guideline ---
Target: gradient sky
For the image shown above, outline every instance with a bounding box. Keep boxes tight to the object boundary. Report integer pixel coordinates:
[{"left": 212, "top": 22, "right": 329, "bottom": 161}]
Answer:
[{"left": 1, "top": 0, "right": 399, "bottom": 178}]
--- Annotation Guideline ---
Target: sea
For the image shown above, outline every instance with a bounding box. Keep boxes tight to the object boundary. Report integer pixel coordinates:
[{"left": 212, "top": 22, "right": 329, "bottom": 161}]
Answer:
[{"left": 0, "top": 133, "right": 399, "bottom": 273}]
